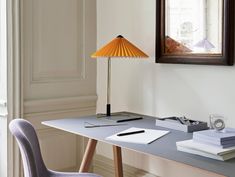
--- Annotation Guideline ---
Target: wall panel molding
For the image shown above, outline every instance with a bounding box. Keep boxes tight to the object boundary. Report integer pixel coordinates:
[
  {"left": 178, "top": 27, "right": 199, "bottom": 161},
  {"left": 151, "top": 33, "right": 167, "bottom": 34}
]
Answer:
[
  {"left": 30, "top": 0, "right": 86, "bottom": 84},
  {"left": 24, "top": 95, "right": 97, "bottom": 114},
  {"left": 22, "top": 0, "right": 97, "bottom": 100},
  {"left": 24, "top": 95, "right": 97, "bottom": 130},
  {"left": 20, "top": 0, "right": 97, "bottom": 174}
]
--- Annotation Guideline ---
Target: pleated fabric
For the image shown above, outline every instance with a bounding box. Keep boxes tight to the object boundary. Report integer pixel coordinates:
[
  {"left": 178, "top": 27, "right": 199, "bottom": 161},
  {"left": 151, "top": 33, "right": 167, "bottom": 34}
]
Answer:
[{"left": 91, "top": 35, "right": 148, "bottom": 58}]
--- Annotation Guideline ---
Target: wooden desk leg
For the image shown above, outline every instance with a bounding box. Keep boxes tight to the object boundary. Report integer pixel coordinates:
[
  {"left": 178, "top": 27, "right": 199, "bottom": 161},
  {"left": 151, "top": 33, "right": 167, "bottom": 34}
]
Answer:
[
  {"left": 79, "top": 139, "right": 97, "bottom": 173},
  {"left": 113, "top": 145, "right": 123, "bottom": 177}
]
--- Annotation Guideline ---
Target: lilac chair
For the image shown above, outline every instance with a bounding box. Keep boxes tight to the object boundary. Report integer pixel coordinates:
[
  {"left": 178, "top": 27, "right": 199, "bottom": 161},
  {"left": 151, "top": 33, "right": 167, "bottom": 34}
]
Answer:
[{"left": 9, "top": 119, "right": 101, "bottom": 177}]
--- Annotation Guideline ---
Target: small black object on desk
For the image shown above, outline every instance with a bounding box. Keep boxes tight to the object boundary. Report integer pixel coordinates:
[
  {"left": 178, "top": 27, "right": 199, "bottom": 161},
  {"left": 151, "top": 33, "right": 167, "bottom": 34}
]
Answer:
[
  {"left": 116, "top": 117, "right": 143, "bottom": 123},
  {"left": 117, "top": 130, "right": 145, "bottom": 136},
  {"left": 97, "top": 112, "right": 143, "bottom": 123}
]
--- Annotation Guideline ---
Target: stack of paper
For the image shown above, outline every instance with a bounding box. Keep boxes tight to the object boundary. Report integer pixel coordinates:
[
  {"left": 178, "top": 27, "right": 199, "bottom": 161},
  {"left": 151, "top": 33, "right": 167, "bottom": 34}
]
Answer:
[
  {"left": 176, "top": 140, "right": 235, "bottom": 161},
  {"left": 176, "top": 128, "right": 235, "bottom": 161},
  {"left": 193, "top": 128, "right": 235, "bottom": 148},
  {"left": 106, "top": 127, "right": 169, "bottom": 144}
]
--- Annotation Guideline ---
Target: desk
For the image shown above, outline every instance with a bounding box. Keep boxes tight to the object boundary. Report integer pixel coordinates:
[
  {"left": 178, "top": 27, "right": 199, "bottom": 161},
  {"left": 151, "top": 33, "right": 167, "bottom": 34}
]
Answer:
[{"left": 42, "top": 113, "right": 235, "bottom": 177}]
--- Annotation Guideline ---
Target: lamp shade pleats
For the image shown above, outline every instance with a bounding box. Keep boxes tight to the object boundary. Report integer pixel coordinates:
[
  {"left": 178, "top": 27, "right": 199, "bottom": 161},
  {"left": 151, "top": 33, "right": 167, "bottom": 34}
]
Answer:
[{"left": 91, "top": 35, "right": 149, "bottom": 58}]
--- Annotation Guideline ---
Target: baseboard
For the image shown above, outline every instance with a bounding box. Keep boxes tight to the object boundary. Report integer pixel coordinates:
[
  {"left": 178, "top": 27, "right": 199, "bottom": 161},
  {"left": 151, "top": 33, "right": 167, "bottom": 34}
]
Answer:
[{"left": 93, "top": 155, "right": 158, "bottom": 177}]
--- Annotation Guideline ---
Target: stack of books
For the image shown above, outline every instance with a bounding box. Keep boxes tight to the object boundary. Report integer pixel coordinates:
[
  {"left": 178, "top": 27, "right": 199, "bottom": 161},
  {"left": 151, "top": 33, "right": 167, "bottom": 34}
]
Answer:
[{"left": 176, "top": 128, "right": 235, "bottom": 161}]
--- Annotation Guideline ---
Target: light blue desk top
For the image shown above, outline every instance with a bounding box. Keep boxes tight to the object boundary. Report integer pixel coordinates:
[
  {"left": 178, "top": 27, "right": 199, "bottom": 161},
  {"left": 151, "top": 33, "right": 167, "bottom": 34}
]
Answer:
[{"left": 42, "top": 113, "right": 235, "bottom": 177}]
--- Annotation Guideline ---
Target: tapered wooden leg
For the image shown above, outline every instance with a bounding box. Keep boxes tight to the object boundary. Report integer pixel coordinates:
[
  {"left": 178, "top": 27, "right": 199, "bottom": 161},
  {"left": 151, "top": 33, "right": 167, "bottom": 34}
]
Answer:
[
  {"left": 113, "top": 145, "right": 123, "bottom": 177},
  {"left": 79, "top": 139, "right": 97, "bottom": 172}
]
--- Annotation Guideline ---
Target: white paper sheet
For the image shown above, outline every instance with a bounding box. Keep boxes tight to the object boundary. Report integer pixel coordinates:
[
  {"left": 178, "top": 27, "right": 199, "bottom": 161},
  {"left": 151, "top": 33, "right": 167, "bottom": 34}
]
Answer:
[{"left": 106, "top": 127, "right": 170, "bottom": 144}]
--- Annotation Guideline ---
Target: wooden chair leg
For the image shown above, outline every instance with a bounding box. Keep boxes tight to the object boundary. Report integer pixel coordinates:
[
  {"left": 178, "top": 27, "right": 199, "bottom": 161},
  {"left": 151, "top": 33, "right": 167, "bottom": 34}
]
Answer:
[
  {"left": 79, "top": 139, "right": 97, "bottom": 172},
  {"left": 113, "top": 145, "right": 123, "bottom": 177}
]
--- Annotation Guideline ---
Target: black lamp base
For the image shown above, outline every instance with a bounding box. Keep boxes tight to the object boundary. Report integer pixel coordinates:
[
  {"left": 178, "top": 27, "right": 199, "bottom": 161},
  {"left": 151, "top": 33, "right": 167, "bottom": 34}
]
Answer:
[
  {"left": 106, "top": 104, "right": 111, "bottom": 116},
  {"left": 97, "top": 104, "right": 142, "bottom": 120},
  {"left": 96, "top": 104, "right": 126, "bottom": 118}
]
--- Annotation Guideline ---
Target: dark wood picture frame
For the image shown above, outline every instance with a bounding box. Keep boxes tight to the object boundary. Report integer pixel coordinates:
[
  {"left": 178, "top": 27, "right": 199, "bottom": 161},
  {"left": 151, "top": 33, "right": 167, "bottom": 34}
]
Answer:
[{"left": 156, "top": 0, "right": 235, "bottom": 65}]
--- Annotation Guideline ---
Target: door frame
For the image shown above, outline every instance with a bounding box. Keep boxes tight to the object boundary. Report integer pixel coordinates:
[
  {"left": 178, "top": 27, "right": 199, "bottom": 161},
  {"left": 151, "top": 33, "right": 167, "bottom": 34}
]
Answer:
[{"left": 7, "top": 0, "right": 23, "bottom": 177}]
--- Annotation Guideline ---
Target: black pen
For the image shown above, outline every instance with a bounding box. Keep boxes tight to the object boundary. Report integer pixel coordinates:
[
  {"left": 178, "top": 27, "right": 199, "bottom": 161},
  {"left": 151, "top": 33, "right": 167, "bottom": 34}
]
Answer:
[
  {"left": 84, "top": 123, "right": 127, "bottom": 128},
  {"left": 117, "top": 130, "right": 145, "bottom": 136},
  {"left": 116, "top": 117, "right": 143, "bottom": 123}
]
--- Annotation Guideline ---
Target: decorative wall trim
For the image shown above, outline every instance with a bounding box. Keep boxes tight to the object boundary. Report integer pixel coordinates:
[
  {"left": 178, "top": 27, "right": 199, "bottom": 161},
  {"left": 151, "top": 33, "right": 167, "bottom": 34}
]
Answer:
[
  {"left": 7, "top": 0, "right": 23, "bottom": 177},
  {"left": 24, "top": 95, "right": 97, "bottom": 114},
  {"left": 29, "top": 0, "right": 86, "bottom": 84},
  {"left": 23, "top": 95, "right": 97, "bottom": 131},
  {"left": 93, "top": 155, "right": 158, "bottom": 177}
]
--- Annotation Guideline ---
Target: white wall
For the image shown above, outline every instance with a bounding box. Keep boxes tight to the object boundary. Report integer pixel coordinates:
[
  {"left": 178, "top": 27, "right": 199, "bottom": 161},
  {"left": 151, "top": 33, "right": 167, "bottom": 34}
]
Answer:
[
  {"left": 0, "top": 0, "right": 7, "bottom": 102},
  {"left": 96, "top": 0, "right": 235, "bottom": 177}
]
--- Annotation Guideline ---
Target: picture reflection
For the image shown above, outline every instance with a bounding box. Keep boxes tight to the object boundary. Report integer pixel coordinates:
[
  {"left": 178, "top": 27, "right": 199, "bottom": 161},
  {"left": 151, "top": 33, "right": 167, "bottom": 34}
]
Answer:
[{"left": 165, "top": 0, "right": 223, "bottom": 55}]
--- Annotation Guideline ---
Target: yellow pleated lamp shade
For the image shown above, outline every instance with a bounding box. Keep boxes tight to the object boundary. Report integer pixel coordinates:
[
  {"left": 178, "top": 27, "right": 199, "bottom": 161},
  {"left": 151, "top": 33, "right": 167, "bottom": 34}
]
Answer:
[{"left": 91, "top": 35, "right": 149, "bottom": 58}]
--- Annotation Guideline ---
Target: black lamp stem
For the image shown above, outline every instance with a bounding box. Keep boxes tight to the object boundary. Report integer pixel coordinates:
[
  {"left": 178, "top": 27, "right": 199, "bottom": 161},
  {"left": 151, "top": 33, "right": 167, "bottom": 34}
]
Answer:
[{"left": 106, "top": 57, "right": 111, "bottom": 116}]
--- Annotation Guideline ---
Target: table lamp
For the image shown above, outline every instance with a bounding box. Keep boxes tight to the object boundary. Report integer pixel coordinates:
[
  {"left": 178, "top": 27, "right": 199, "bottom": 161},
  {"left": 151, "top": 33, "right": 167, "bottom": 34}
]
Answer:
[{"left": 91, "top": 35, "right": 149, "bottom": 117}]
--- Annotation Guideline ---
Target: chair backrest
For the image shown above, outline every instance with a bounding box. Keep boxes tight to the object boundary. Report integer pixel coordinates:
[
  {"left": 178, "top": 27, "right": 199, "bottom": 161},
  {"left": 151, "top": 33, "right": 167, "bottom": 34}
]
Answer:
[{"left": 9, "top": 119, "right": 48, "bottom": 177}]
